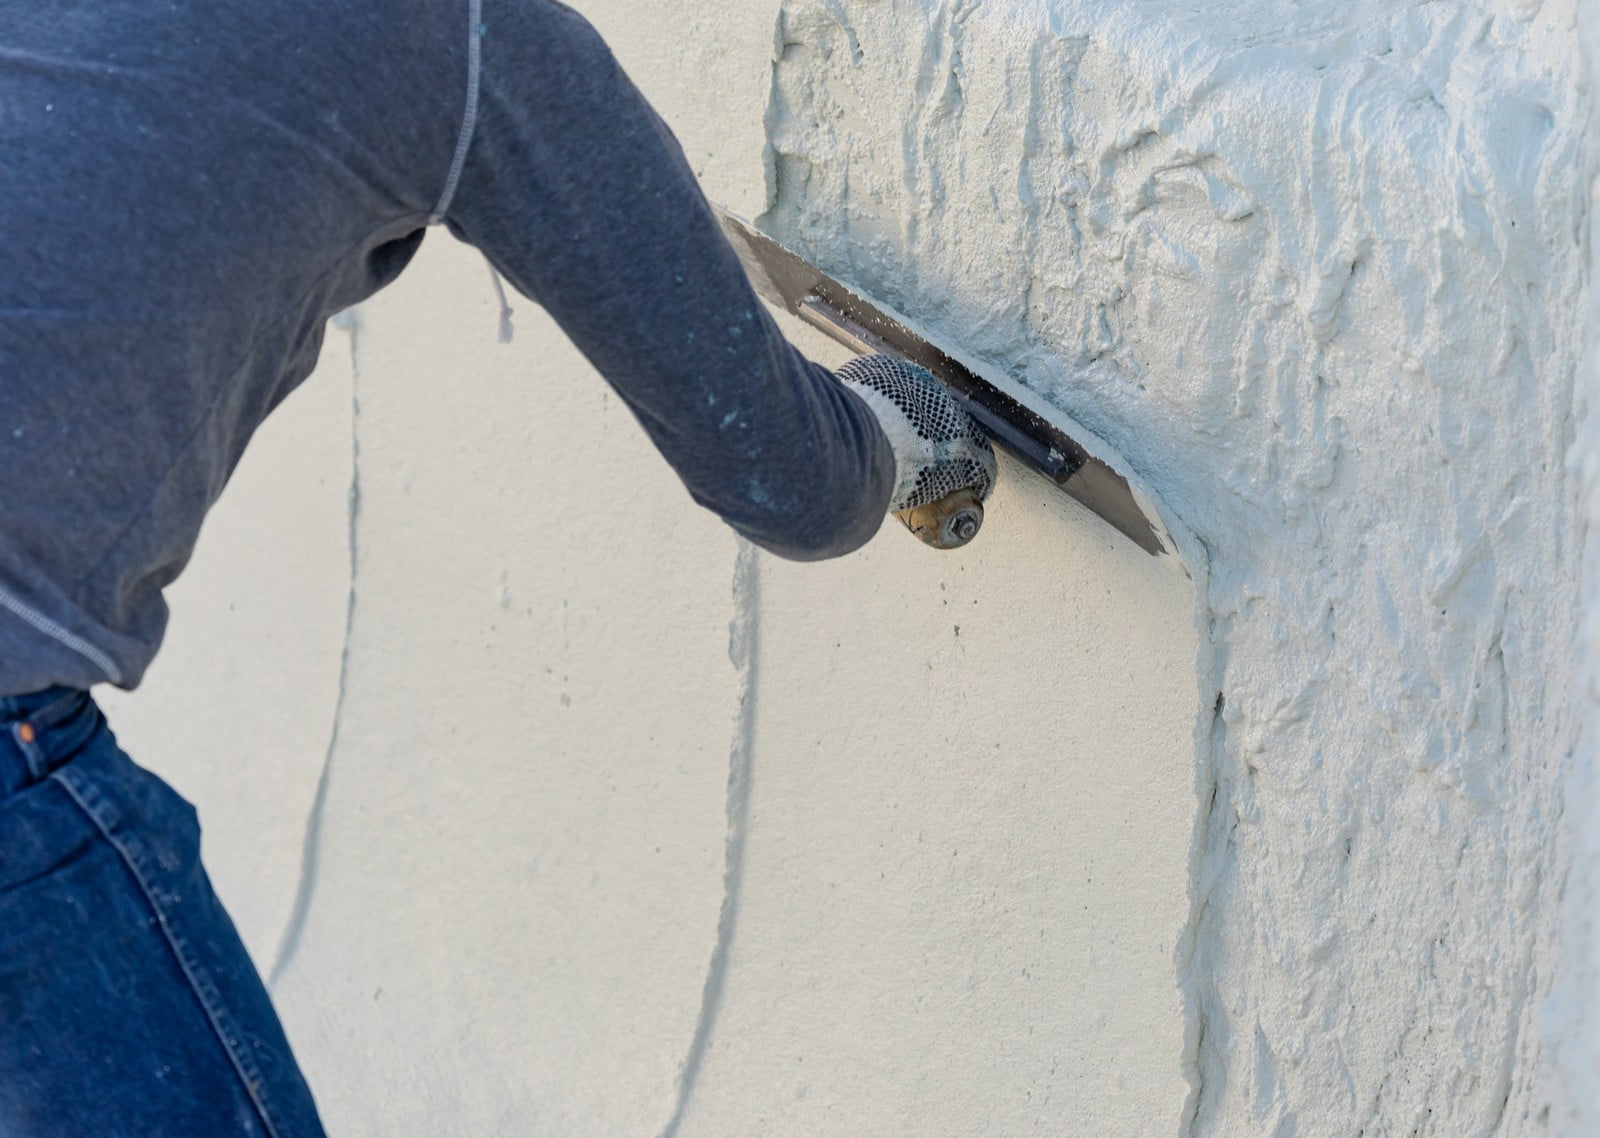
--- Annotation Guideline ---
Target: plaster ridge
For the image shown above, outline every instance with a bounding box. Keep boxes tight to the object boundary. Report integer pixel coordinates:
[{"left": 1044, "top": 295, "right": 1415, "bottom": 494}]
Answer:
[
  {"left": 658, "top": 539, "right": 762, "bottom": 1138},
  {"left": 268, "top": 311, "right": 364, "bottom": 991}
]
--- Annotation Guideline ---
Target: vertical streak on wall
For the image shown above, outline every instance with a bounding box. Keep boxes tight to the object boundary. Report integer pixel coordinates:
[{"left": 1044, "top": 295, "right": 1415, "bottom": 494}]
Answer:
[
  {"left": 658, "top": 540, "right": 762, "bottom": 1138},
  {"left": 268, "top": 310, "right": 364, "bottom": 989},
  {"left": 1179, "top": 676, "right": 1229, "bottom": 1133}
]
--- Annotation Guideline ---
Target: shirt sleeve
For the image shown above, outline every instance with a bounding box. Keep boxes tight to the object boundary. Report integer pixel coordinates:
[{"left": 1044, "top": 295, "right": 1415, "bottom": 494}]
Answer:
[{"left": 438, "top": 0, "right": 894, "bottom": 560}]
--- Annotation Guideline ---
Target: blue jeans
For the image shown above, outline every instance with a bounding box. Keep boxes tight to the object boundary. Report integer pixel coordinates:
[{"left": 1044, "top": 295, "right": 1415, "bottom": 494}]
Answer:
[{"left": 0, "top": 689, "right": 327, "bottom": 1137}]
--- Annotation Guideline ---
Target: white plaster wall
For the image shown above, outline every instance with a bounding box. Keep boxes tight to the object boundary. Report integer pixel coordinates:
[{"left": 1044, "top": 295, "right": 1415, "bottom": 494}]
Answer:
[{"left": 98, "top": 2, "right": 1204, "bottom": 1135}]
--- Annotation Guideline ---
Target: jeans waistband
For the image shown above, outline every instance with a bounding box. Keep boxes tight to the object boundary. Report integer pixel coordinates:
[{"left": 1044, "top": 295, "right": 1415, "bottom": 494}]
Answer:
[{"left": 0, "top": 686, "right": 103, "bottom": 798}]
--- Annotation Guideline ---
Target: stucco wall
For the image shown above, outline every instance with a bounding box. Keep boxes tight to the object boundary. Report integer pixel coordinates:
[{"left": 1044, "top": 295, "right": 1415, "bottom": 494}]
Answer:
[
  {"left": 98, "top": 0, "right": 1598, "bottom": 1134},
  {"left": 753, "top": 0, "right": 1592, "bottom": 1133}
]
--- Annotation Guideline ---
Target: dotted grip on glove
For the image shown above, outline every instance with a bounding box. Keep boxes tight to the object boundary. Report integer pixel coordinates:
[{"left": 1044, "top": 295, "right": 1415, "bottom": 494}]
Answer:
[
  {"left": 836, "top": 356, "right": 998, "bottom": 550},
  {"left": 834, "top": 356, "right": 997, "bottom": 512}
]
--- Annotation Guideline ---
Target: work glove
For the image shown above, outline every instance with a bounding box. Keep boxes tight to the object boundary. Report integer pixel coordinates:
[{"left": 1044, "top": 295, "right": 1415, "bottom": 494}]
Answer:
[{"left": 836, "top": 356, "right": 998, "bottom": 549}]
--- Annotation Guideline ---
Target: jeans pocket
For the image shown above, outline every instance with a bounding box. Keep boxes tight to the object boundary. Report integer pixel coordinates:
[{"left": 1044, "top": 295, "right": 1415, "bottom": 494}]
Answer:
[
  {"left": 0, "top": 732, "right": 317, "bottom": 1138},
  {"left": 0, "top": 722, "right": 197, "bottom": 939},
  {"left": 0, "top": 742, "right": 161, "bottom": 960}
]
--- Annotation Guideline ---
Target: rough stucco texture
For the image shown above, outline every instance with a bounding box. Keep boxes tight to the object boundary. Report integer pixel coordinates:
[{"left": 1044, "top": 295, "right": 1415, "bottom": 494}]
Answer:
[
  {"left": 760, "top": 0, "right": 1590, "bottom": 1133},
  {"left": 98, "top": 1, "right": 1204, "bottom": 1135},
  {"left": 1551, "top": 11, "right": 1600, "bottom": 1134}
]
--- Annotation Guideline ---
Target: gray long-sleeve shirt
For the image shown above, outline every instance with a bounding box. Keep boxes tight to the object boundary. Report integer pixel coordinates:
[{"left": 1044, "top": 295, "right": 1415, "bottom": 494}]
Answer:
[{"left": 0, "top": 0, "right": 893, "bottom": 695}]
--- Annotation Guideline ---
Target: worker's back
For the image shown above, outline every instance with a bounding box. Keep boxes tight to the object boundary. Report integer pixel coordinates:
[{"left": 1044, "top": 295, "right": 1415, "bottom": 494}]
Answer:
[{"left": 0, "top": 0, "right": 465, "bottom": 693}]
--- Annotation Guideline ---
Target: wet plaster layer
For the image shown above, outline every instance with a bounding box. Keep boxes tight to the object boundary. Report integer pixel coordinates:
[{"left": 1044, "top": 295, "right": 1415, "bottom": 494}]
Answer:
[
  {"left": 1551, "top": 17, "right": 1600, "bottom": 1135},
  {"left": 765, "top": 0, "right": 1590, "bottom": 1133}
]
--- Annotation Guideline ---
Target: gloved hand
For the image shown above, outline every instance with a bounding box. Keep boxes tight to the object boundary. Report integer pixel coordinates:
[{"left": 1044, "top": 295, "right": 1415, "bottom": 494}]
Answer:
[{"left": 835, "top": 355, "right": 998, "bottom": 549}]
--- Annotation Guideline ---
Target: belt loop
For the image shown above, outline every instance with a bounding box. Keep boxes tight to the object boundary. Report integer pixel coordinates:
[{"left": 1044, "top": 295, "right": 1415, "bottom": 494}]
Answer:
[{"left": 11, "top": 719, "right": 48, "bottom": 781}]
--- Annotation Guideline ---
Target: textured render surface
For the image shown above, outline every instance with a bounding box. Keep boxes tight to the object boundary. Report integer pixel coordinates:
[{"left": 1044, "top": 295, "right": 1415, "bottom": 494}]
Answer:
[
  {"left": 1552, "top": 13, "right": 1600, "bottom": 1133},
  {"left": 760, "top": 0, "right": 1592, "bottom": 1133},
  {"left": 96, "top": 2, "right": 1201, "bottom": 1135}
]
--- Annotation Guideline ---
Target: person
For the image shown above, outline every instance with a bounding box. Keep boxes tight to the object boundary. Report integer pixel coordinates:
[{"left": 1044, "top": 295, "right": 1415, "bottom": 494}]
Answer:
[{"left": 0, "top": 0, "right": 995, "bottom": 1133}]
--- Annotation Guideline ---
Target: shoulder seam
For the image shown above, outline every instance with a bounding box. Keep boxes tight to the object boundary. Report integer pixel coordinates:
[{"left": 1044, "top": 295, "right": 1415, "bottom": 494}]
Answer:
[{"left": 429, "top": 0, "right": 485, "bottom": 224}]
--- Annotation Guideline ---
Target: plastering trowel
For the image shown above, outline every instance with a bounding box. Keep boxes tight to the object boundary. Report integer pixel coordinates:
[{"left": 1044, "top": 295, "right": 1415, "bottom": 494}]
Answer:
[{"left": 716, "top": 208, "right": 1171, "bottom": 557}]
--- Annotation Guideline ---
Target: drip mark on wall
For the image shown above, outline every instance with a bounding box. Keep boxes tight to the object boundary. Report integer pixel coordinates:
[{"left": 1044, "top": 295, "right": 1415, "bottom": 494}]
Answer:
[
  {"left": 484, "top": 256, "right": 516, "bottom": 344},
  {"left": 269, "top": 311, "right": 364, "bottom": 990},
  {"left": 658, "top": 539, "right": 762, "bottom": 1138},
  {"left": 1180, "top": 691, "right": 1228, "bottom": 1136}
]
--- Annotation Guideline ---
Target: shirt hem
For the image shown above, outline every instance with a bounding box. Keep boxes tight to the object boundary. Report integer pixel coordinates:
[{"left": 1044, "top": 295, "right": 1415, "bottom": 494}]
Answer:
[{"left": 0, "top": 584, "right": 123, "bottom": 686}]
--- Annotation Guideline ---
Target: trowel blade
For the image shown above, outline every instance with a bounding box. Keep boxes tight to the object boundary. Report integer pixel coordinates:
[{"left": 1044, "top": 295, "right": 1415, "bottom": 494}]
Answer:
[{"left": 716, "top": 208, "right": 1170, "bottom": 558}]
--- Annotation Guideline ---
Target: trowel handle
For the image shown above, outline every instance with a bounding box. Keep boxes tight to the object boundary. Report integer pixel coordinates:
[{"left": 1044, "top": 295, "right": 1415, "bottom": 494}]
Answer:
[{"left": 893, "top": 488, "right": 985, "bottom": 550}]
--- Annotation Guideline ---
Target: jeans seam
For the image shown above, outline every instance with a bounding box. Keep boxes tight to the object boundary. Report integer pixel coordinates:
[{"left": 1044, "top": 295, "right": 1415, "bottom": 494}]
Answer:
[{"left": 51, "top": 767, "right": 288, "bottom": 1138}]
